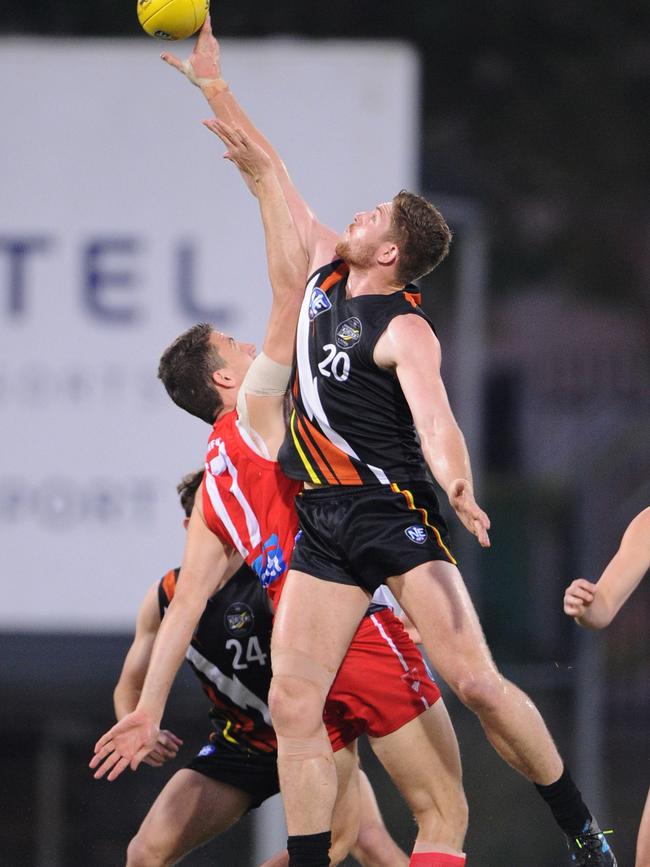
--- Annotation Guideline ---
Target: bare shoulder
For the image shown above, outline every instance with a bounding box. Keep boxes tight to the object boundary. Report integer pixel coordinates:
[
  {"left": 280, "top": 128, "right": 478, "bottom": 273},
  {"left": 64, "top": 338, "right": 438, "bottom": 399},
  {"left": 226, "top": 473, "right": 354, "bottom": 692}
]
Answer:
[{"left": 375, "top": 312, "right": 440, "bottom": 369}]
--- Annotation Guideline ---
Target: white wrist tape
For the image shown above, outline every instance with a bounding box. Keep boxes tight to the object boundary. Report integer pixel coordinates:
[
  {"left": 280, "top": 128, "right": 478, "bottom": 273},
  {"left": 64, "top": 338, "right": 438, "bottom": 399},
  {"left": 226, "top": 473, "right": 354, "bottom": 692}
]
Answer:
[{"left": 240, "top": 352, "right": 292, "bottom": 398}]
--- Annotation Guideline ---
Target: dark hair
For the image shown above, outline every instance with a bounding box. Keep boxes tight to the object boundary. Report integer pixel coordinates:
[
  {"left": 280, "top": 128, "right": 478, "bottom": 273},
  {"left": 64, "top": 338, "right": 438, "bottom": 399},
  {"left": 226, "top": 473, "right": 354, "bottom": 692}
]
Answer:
[
  {"left": 389, "top": 190, "right": 452, "bottom": 285},
  {"left": 158, "top": 323, "right": 225, "bottom": 424},
  {"left": 177, "top": 468, "right": 205, "bottom": 518}
]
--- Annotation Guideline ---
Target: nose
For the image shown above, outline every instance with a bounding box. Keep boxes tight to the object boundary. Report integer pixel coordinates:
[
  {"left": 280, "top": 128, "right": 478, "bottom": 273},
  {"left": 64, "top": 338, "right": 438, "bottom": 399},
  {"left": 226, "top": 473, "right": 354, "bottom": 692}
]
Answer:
[{"left": 353, "top": 212, "right": 362, "bottom": 223}]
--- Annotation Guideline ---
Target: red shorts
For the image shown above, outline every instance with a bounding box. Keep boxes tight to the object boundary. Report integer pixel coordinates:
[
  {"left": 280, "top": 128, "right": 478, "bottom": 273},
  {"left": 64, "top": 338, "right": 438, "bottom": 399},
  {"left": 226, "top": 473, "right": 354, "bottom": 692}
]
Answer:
[{"left": 324, "top": 607, "right": 441, "bottom": 752}]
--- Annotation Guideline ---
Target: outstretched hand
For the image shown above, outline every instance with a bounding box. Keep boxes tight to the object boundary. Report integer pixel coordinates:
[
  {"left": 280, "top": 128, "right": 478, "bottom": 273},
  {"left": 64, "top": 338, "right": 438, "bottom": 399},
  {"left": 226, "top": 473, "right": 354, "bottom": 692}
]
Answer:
[
  {"left": 160, "top": 15, "right": 221, "bottom": 87},
  {"left": 203, "top": 119, "right": 272, "bottom": 191},
  {"left": 563, "top": 578, "right": 597, "bottom": 619},
  {"left": 89, "top": 708, "right": 160, "bottom": 781},
  {"left": 448, "top": 479, "right": 491, "bottom": 547}
]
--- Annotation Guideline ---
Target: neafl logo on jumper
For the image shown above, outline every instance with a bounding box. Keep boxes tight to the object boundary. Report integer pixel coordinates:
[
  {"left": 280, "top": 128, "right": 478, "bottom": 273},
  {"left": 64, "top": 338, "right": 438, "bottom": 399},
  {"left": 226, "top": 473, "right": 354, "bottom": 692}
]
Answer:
[
  {"left": 308, "top": 287, "right": 332, "bottom": 320},
  {"left": 335, "top": 317, "right": 362, "bottom": 349},
  {"left": 224, "top": 602, "right": 255, "bottom": 637},
  {"left": 405, "top": 525, "right": 428, "bottom": 544}
]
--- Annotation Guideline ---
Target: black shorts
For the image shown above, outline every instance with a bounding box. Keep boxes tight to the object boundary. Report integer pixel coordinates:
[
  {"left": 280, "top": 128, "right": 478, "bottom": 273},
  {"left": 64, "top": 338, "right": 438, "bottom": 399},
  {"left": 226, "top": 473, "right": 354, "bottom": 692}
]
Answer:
[
  {"left": 186, "top": 739, "right": 279, "bottom": 810},
  {"left": 290, "top": 481, "right": 456, "bottom": 594}
]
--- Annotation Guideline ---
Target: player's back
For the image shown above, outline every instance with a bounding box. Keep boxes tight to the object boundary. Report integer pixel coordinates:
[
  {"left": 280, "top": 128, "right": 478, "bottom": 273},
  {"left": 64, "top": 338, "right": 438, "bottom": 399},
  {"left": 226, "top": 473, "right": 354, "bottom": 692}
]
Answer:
[{"left": 279, "top": 259, "right": 433, "bottom": 487}]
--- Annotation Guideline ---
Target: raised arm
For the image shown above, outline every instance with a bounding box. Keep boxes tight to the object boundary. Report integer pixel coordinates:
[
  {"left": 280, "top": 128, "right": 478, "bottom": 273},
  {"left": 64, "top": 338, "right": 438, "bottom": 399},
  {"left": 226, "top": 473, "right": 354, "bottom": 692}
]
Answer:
[
  {"left": 374, "top": 314, "right": 491, "bottom": 547},
  {"left": 113, "top": 583, "right": 183, "bottom": 766},
  {"left": 564, "top": 507, "right": 650, "bottom": 629},
  {"left": 161, "top": 16, "right": 338, "bottom": 269},
  {"left": 91, "top": 497, "right": 240, "bottom": 781},
  {"left": 202, "top": 119, "right": 307, "bottom": 456}
]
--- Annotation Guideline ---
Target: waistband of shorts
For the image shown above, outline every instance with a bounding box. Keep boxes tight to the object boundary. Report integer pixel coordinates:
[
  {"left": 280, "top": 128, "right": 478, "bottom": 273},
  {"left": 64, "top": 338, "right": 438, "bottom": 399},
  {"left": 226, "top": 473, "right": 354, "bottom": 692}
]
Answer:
[{"left": 300, "top": 479, "right": 431, "bottom": 499}]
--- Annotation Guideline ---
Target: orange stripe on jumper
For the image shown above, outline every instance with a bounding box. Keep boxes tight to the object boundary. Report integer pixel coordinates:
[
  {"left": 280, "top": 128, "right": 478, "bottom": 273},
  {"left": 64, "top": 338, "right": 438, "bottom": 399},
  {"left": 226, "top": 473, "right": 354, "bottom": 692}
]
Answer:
[
  {"left": 298, "top": 413, "right": 363, "bottom": 485},
  {"left": 320, "top": 263, "right": 349, "bottom": 293},
  {"left": 390, "top": 483, "right": 457, "bottom": 564},
  {"left": 161, "top": 569, "right": 177, "bottom": 603},
  {"left": 403, "top": 290, "right": 421, "bottom": 307}
]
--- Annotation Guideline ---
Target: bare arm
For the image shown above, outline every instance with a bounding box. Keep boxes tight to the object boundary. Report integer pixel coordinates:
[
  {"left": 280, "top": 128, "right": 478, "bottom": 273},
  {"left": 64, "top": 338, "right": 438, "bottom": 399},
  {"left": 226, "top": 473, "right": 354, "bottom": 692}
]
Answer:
[
  {"left": 203, "top": 119, "right": 306, "bottom": 456},
  {"left": 161, "top": 16, "right": 338, "bottom": 269},
  {"left": 374, "top": 314, "right": 490, "bottom": 547},
  {"left": 91, "top": 497, "right": 240, "bottom": 780},
  {"left": 203, "top": 120, "right": 306, "bottom": 365},
  {"left": 113, "top": 583, "right": 183, "bottom": 766},
  {"left": 113, "top": 583, "right": 161, "bottom": 719},
  {"left": 564, "top": 508, "right": 650, "bottom": 629}
]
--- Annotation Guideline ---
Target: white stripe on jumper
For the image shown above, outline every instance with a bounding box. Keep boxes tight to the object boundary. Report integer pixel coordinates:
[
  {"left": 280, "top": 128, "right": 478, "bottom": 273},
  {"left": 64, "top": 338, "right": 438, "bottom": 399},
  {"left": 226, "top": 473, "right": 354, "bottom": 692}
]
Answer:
[
  {"left": 205, "top": 467, "right": 248, "bottom": 559},
  {"left": 296, "top": 274, "right": 389, "bottom": 484},
  {"left": 186, "top": 645, "right": 272, "bottom": 725}
]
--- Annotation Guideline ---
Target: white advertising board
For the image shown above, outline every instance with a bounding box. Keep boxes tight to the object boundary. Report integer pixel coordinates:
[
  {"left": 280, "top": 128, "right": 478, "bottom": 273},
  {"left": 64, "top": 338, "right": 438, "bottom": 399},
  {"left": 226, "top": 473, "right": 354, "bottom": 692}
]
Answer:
[{"left": 0, "top": 37, "right": 418, "bottom": 630}]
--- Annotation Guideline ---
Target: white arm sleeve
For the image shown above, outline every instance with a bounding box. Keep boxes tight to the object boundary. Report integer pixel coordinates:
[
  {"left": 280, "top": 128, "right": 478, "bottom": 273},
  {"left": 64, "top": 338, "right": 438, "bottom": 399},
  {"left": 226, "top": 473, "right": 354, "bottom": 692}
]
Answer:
[{"left": 236, "top": 353, "right": 292, "bottom": 459}]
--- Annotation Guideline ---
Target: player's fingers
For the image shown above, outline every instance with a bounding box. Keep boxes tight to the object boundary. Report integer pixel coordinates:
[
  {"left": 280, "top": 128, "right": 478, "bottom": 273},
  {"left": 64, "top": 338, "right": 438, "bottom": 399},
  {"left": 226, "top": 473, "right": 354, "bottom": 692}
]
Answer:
[
  {"left": 90, "top": 738, "right": 115, "bottom": 763},
  {"left": 158, "top": 732, "right": 179, "bottom": 749},
  {"left": 202, "top": 119, "right": 237, "bottom": 149},
  {"left": 142, "top": 755, "right": 163, "bottom": 767},
  {"left": 107, "top": 755, "right": 131, "bottom": 782},
  {"left": 475, "top": 521, "right": 490, "bottom": 547},
  {"left": 89, "top": 747, "right": 110, "bottom": 769},
  {"left": 94, "top": 730, "right": 116, "bottom": 752},
  {"left": 92, "top": 748, "right": 123, "bottom": 780},
  {"left": 160, "top": 51, "right": 184, "bottom": 73}
]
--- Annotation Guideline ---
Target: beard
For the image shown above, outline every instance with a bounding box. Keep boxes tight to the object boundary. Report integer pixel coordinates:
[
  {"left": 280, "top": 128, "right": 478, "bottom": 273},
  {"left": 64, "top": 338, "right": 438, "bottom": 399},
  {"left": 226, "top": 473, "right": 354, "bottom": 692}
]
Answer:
[{"left": 335, "top": 237, "right": 374, "bottom": 269}]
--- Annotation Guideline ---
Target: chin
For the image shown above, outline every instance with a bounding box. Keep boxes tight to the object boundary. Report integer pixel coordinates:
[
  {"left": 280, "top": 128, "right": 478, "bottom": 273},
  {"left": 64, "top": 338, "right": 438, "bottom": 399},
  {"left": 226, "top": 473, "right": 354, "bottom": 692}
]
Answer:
[{"left": 335, "top": 239, "right": 350, "bottom": 261}]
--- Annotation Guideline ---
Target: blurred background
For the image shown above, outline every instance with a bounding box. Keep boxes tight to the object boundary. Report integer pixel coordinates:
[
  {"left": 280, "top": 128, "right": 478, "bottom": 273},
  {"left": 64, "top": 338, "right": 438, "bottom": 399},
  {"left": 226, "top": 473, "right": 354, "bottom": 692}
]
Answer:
[{"left": 1, "top": 1, "right": 648, "bottom": 865}]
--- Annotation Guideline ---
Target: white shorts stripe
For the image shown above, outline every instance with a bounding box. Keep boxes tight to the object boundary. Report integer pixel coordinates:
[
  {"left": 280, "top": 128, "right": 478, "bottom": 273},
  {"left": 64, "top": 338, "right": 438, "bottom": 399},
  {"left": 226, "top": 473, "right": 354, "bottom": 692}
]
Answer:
[{"left": 369, "top": 613, "right": 431, "bottom": 712}]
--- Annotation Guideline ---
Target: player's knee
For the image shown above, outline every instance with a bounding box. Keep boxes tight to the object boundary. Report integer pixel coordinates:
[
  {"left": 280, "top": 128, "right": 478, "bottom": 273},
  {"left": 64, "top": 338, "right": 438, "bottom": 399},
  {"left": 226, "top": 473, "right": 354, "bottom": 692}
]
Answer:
[
  {"left": 268, "top": 673, "right": 325, "bottom": 737},
  {"left": 126, "top": 832, "right": 171, "bottom": 867},
  {"left": 453, "top": 668, "right": 503, "bottom": 715}
]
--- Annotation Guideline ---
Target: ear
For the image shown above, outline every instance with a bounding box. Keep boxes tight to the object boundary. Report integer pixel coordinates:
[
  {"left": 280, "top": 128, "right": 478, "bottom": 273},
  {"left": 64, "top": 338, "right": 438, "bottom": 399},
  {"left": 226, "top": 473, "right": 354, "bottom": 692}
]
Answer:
[
  {"left": 378, "top": 243, "right": 398, "bottom": 267},
  {"left": 212, "top": 367, "right": 236, "bottom": 389}
]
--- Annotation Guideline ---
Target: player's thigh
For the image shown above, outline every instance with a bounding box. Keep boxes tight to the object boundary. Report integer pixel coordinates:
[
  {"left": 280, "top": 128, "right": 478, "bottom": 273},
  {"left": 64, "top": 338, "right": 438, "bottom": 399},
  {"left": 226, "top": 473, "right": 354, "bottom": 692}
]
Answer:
[
  {"left": 133, "top": 768, "right": 252, "bottom": 861},
  {"left": 369, "top": 701, "right": 463, "bottom": 814},
  {"left": 272, "top": 569, "right": 369, "bottom": 673},
  {"left": 388, "top": 559, "right": 496, "bottom": 683}
]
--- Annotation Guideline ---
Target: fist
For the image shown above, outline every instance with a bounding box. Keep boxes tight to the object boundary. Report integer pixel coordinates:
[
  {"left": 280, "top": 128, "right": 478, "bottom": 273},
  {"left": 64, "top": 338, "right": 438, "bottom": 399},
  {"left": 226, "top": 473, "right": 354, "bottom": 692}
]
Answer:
[{"left": 563, "top": 578, "right": 596, "bottom": 618}]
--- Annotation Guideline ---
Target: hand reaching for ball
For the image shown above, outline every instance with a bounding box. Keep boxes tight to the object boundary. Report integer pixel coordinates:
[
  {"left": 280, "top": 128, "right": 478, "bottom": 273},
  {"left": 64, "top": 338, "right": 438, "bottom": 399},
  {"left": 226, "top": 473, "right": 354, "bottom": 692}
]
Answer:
[
  {"left": 203, "top": 120, "right": 273, "bottom": 193},
  {"left": 161, "top": 14, "right": 222, "bottom": 87}
]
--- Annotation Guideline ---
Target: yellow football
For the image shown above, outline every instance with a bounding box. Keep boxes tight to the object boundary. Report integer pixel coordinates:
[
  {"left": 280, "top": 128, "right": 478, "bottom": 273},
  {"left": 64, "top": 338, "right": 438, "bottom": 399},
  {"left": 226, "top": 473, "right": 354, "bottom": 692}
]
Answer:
[{"left": 137, "top": 0, "right": 209, "bottom": 41}]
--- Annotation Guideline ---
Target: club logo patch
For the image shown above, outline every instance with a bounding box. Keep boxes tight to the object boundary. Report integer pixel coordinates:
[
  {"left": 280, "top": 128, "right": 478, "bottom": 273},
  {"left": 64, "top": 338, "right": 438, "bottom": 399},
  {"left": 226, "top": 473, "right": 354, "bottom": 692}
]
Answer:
[
  {"left": 197, "top": 744, "right": 216, "bottom": 758},
  {"left": 335, "top": 316, "right": 362, "bottom": 349},
  {"left": 251, "top": 534, "right": 287, "bottom": 589},
  {"left": 405, "top": 525, "right": 428, "bottom": 544},
  {"left": 224, "top": 602, "right": 254, "bottom": 637},
  {"left": 308, "top": 288, "right": 332, "bottom": 320}
]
